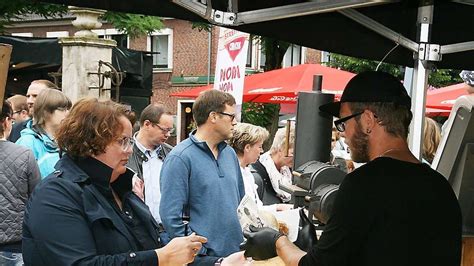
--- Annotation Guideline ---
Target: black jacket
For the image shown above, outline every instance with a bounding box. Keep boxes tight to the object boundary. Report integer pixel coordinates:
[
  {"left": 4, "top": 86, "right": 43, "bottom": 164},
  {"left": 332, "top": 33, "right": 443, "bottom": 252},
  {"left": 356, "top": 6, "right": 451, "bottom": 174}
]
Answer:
[
  {"left": 127, "top": 142, "right": 173, "bottom": 180},
  {"left": 22, "top": 155, "right": 162, "bottom": 265},
  {"left": 250, "top": 160, "right": 282, "bottom": 205},
  {"left": 8, "top": 119, "right": 29, "bottom": 143}
]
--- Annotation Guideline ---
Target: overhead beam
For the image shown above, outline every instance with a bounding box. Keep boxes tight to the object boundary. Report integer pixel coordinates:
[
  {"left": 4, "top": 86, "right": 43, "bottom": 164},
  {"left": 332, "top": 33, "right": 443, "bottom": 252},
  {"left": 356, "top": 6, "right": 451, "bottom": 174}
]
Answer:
[
  {"left": 451, "top": 0, "right": 474, "bottom": 6},
  {"left": 172, "top": 0, "right": 397, "bottom": 26},
  {"left": 235, "top": 0, "right": 396, "bottom": 25},
  {"left": 441, "top": 41, "right": 474, "bottom": 54},
  {"left": 338, "top": 8, "right": 419, "bottom": 52}
]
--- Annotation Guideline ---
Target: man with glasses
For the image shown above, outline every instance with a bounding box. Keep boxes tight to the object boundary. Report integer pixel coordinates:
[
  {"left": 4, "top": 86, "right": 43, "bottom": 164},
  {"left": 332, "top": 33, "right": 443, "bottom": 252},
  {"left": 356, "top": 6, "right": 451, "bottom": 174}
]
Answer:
[
  {"left": 7, "top": 95, "right": 30, "bottom": 124},
  {"left": 240, "top": 71, "right": 462, "bottom": 266},
  {"left": 160, "top": 90, "right": 247, "bottom": 265},
  {"left": 126, "top": 104, "right": 174, "bottom": 242}
]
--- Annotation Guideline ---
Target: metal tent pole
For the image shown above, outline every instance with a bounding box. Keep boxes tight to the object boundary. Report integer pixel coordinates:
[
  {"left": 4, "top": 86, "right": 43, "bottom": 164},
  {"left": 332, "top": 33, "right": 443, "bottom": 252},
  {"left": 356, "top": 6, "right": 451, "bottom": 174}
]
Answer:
[{"left": 408, "top": 4, "right": 434, "bottom": 159}]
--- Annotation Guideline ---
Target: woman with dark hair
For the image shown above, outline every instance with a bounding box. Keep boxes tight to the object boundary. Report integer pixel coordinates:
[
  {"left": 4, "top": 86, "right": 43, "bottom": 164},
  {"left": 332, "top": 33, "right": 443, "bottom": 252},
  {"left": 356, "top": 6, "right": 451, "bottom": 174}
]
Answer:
[
  {"left": 22, "top": 98, "right": 206, "bottom": 265},
  {"left": 16, "top": 88, "right": 72, "bottom": 178}
]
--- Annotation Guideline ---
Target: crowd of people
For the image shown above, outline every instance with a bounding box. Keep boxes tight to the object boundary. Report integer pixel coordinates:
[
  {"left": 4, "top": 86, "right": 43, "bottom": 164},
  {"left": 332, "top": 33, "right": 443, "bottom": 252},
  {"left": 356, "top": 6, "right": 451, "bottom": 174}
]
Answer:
[{"left": 0, "top": 71, "right": 462, "bottom": 266}]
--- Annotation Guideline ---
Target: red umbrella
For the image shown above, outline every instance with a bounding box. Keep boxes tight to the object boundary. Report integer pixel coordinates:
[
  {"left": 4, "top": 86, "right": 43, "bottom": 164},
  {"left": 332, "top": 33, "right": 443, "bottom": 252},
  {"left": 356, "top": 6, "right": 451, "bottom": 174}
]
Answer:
[
  {"left": 171, "top": 64, "right": 355, "bottom": 104},
  {"left": 426, "top": 83, "right": 473, "bottom": 110}
]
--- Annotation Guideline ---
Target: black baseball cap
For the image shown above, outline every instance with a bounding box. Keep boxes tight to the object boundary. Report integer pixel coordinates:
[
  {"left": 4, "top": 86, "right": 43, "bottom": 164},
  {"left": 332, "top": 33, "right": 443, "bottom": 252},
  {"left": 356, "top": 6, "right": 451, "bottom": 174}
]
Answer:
[{"left": 319, "top": 71, "right": 411, "bottom": 117}]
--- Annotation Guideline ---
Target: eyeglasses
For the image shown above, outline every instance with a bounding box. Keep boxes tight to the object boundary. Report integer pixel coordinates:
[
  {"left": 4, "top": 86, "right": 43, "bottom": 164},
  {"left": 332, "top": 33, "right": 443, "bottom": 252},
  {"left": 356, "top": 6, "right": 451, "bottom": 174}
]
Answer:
[
  {"left": 117, "top": 136, "right": 134, "bottom": 151},
  {"left": 334, "top": 111, "right": 364, "bottom": 132},
  {"left": 153, "top": 123, "right": 175, "bottom": 134},
  {"left": 12, "top": 110, "right": 22, "bottom": 115},
  {"left": 217, "top": 111, "right": 236, "bottom": 121}
]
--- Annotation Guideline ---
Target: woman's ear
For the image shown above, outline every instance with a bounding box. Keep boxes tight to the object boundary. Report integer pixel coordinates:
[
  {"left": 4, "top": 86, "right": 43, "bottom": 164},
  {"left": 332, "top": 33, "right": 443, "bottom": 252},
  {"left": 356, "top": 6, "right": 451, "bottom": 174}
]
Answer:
[{"left": 244, "top": 143, "right": 251, "bottom": 153}]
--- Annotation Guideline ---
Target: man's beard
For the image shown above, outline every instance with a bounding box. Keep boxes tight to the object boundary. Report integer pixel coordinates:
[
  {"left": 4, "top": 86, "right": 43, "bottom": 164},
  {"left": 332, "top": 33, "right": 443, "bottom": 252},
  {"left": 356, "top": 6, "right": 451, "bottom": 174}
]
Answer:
[{"left": 350, "top": 124, "right": 370, "bottom": 163}]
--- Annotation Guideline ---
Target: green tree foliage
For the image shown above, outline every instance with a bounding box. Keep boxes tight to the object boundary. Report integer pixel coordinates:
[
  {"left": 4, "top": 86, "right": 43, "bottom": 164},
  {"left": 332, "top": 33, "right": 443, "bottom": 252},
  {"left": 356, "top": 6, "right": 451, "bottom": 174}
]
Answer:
[
  {"left": 241, "top": 102, "right": 280, "bottom": 150},
  {"left": 0, "top": 1, "right": 163, "bottom": 38},
  {"left": 0, "top": 0, "right": 68, "bottom": 31},
  {"left": 102, "top": 12, "right": 163, "bottom": 39},
  {"left": 429, "top": 69, "right": 462, "bottom": 88},
  {"left": 328, "top": 53, "right": 402, "bottom": 78},
  {"left": 243, "top": 35, "right": 290, "bottom": 149},
  {"left": 328, "top": 53, "right": 462, "bottom": 88}
]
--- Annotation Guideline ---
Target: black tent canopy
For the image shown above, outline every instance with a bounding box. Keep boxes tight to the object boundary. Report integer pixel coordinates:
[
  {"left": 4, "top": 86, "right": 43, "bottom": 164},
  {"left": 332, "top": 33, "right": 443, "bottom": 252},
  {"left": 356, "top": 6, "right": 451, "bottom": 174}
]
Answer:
[
  {"left": 36, "top": 0, "right": 474, "bottom": 156},
  {"left": 39, "top": 0, "right": 474, "bottom": 69}
]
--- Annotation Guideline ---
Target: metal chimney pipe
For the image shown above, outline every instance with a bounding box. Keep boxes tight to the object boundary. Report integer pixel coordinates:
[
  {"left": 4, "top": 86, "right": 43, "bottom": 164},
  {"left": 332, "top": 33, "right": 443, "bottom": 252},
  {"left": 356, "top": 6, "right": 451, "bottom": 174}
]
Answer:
[{"left": 293, "top": 74, "right": 334, "bottom": 169}]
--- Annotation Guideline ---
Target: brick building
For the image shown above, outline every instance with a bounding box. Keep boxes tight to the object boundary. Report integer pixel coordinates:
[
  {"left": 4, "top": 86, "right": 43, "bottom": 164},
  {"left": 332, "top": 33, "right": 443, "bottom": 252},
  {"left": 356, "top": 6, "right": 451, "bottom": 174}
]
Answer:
[{"left": 6, "top": 15, "right": 322, "bottom": 116}]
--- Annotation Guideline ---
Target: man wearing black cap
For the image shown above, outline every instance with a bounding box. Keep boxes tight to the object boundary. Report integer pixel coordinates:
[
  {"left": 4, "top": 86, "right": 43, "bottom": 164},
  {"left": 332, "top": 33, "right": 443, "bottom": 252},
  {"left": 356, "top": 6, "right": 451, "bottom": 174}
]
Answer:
[{"left": 240, "top": 71, "right": 462, "bottom": 266}]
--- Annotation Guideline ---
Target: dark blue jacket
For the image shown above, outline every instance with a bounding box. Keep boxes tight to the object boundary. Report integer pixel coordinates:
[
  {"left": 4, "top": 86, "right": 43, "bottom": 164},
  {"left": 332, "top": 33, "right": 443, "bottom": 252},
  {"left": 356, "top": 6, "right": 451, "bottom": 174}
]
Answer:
[{"left": 22, "top": 155, "right": 161, "bottom": 265}]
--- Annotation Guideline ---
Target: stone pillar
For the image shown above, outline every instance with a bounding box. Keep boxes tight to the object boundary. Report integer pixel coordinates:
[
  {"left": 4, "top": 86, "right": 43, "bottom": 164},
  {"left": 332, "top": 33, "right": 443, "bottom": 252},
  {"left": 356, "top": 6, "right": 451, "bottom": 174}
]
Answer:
[{"left": 59, "top": 6, "right": 116, "bottom": 103}]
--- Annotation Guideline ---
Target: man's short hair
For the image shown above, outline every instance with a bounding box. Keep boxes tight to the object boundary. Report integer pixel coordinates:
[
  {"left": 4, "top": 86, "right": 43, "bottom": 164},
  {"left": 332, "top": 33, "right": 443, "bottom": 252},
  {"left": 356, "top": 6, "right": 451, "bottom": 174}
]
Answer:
[
  {"left": 229, "top": 122, "right": 269, "bottom": 156},
  {"left": 30, "top": 79, "right": 59, "bottom": 90},
  {"left": 192, "top": 90, "right": 236, "bottom": 127},
  {"left": 139, "top": 104, "right": 171, "bottom": 126},
  {"left": 33, "top": 89, "right": 72, "bottom": 127},
  {"left": 7, "top": 95, "right": 28, "bottom": 112},
  {"left": 0, "top": 100, "right": 13, "bottom": 137},
  {"left": 56, "top": 98, "right": 129, "bottom": 158},
  {"left": 270, "top": 125, "right": 295, "bottom": 154},
  {"left": 349, "top": 102, "right": 412, "bottom": 139}
]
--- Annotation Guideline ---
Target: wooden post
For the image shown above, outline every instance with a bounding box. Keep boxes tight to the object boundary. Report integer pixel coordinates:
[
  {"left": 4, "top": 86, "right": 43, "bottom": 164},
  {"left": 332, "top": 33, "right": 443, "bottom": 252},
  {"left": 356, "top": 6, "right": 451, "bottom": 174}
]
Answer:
[{"left": 0, "top": 44, "right": 12, "bottom": 112}]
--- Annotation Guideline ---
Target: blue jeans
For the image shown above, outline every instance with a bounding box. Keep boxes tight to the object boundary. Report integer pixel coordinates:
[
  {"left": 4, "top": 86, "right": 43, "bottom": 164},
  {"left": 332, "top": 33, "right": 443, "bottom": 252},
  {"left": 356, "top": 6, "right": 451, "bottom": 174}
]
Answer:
[{"left": 0, "top": 251, "right": 23, "bottom": 266}]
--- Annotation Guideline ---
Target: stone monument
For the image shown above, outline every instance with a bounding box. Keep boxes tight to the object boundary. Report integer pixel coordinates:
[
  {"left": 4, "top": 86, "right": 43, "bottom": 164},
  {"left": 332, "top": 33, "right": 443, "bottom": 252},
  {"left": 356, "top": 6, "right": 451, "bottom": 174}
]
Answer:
[{"left": 59, "top": 6, "right": 116, "bottom": 102}]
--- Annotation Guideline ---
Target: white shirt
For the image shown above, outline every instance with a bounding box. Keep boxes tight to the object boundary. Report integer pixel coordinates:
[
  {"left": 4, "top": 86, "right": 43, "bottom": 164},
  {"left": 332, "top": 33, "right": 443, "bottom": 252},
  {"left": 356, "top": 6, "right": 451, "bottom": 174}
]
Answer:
[
  {"left": 241, "top": 166, "right": 277, "bottom": 212},
  {"left": 241, "top": 166, "right": 263, "bottom": 207},
  {"left": 259, "top": 152, "right": 292, "bottom": 202},
  {"left": 134, "top": 136, "right": 164, "bottom": 223}
]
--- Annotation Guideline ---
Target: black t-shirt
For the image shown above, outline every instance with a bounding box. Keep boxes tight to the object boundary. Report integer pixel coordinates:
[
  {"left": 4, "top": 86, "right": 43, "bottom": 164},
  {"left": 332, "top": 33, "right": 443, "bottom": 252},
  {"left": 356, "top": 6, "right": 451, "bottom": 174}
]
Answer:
[{"left": 300, "top": 157, "right": 462, "bottom": 266}]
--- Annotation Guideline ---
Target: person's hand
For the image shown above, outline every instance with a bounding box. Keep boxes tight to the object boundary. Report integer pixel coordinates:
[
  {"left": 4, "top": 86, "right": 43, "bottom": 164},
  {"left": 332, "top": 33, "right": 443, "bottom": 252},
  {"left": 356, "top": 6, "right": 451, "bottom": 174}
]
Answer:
[
  {"left": 240, "top": 225, "right": 283, "bottom": 260},
  {"left": 156, "top": 233, "right": 207, "bottom": 266},
  {"left": 132, "top": 175, "right": 144, "bottom": 201},
  {"left": 221, "top": 251, "right": 252, "bottom": 266}
]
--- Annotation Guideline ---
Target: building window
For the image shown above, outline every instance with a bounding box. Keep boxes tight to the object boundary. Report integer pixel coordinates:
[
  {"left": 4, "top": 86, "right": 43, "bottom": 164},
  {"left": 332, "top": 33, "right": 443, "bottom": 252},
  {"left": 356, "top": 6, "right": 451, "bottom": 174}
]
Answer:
[
  {"left": 321, "top": 51, "right": 330, "bottom": 63},
  {"left": 92, "top": 29, "right": 129, "bottom": 49},
  {"left": 11, "top": 32, "right": 33, "bottom": 37},
  {"left": 147, "top": 29, "right": 173, "bottom": 70},
  {"left": 46, "top": 31, "right": 69, "bottom": 38},
  {"left": 110, "top": 34, "right": 128, "bottom": 49},
  {"left": 246, "top": 38, "right": 253, "bottom": 68},
  {"left": 282, "top": 44, "right": 303, "bottom": 67},
  {"left": 151, "top": 35, "right": 169, "bottom": 68},
  {"left": 259, "top": 47, "right": 266, "bottom": 69}
]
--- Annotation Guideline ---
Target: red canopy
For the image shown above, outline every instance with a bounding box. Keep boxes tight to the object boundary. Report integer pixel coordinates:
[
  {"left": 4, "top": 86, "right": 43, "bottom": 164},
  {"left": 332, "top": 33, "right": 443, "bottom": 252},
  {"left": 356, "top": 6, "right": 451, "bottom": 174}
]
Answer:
[
  {"left": 171, "top": 64, "right": 355, "bottom": 104},
  {"left": 426, "top": 83, "right": 472, "bottom": 110}
]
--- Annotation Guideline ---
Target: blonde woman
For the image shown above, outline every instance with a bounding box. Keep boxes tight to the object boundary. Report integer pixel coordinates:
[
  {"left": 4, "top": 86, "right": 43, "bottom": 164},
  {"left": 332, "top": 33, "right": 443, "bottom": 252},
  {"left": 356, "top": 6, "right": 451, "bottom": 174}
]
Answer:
[
  {"left": 253, "top": 126, "right": 295, "bottom": 204},
  {"left": 423, "top": 117, "right": 441, "bottom": 164},
  {"left": 230, "top": 123, "right": 292, "bottom": 211},
  {"left": 230, "top": 123, "right": 268, "bottom": 205}
]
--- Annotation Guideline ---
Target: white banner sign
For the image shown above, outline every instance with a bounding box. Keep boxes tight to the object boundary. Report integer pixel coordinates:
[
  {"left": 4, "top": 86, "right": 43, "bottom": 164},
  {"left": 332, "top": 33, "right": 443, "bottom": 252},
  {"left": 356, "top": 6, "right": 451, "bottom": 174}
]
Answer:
[{"left": 214, "top": 28, "right": 249, "bottom": 117}]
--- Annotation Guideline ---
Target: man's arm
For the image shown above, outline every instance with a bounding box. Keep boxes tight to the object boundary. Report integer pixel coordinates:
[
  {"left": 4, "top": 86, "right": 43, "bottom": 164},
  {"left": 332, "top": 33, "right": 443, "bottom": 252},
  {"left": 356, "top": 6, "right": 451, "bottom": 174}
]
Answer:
[
  {"left": 159, "top": 155, "right": 191, "bottom": 238},
  {"left": 276, "top": 236, "right": 307, "bottom": 266}
]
